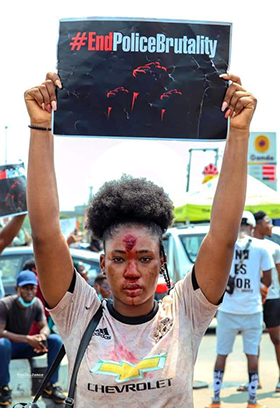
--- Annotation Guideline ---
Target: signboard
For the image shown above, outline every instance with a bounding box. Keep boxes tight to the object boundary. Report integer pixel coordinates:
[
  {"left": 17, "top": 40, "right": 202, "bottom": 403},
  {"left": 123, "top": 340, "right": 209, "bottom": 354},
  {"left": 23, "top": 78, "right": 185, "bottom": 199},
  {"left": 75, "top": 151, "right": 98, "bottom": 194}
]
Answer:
[
  {"left": 248, "top": 132, "right": 277, "bottom": 190},
  {"left": 59, "top": 217, "right": 77, "bottom": 239},
  {"left": 0, "top": 163, "right": 27, "bottom": 218},
  {"left": 54, "top": 18, "right": 231, "bottom": 140},
  {"left": 202, "top": 163, "right": 219, "bottom": 184}
]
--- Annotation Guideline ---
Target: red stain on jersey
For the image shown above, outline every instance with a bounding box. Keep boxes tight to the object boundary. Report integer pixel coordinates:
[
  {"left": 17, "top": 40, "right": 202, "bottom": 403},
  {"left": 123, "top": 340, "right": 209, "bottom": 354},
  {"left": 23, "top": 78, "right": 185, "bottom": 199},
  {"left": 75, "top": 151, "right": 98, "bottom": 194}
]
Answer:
[{"left": 123, "top": 234, "right": 137, "bottom": 252}]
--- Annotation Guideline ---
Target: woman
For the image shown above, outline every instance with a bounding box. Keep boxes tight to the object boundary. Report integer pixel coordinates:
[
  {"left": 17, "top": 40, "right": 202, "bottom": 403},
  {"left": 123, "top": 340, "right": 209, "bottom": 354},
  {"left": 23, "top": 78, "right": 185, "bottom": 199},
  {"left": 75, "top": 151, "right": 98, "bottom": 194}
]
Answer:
[{"left": 24, "top": 72, "right": 256, "bottom": 407}]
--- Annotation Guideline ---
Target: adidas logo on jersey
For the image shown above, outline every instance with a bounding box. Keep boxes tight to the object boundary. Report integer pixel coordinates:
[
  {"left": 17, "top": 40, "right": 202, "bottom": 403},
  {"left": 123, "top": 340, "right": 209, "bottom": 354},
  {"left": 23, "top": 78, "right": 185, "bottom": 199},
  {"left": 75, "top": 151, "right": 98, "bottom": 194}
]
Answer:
[{"left": 93, "top": 327, "right": 111, "bottom": 340}]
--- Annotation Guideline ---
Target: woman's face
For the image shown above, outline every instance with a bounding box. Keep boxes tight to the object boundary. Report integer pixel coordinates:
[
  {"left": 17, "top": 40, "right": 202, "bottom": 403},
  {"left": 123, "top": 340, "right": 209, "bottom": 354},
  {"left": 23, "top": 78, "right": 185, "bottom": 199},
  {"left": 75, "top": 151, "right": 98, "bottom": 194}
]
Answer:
[{"left": 100, "top": 225, "right": 162, "bottom": 316}]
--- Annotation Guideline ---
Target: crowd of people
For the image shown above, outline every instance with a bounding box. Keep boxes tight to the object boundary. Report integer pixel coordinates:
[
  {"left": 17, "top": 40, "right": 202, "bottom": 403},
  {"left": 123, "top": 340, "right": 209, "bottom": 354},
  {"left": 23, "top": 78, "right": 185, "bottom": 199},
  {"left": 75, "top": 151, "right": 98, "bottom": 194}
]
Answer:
[{"left": 0, "top": 70, "right": 277, "bottom": 408}]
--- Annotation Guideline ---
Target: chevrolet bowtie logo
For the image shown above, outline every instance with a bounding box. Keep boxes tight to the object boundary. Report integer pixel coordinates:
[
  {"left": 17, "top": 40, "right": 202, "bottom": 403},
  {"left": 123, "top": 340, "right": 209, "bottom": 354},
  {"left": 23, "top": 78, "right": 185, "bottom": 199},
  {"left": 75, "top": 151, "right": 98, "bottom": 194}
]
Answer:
[{"left": 91, "top": 353, "right": 167, "bottom": 383}]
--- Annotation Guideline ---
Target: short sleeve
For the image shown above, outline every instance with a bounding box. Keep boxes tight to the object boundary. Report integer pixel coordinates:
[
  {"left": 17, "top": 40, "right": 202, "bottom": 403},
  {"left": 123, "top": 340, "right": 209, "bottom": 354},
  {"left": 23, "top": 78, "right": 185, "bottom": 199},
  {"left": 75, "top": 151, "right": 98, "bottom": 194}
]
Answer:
[
  {"left": 172, "top": 268, "right": 219, "bottom": 337},
  {"left": 274, "top": 245, "right": 280, "bottom": 265},
  {"left": 35, "top": 299, "right": 45, "bottom": 323},
  {"left": 0, "top": 301, "right": 7, "bottom": 327},
  {"left": 48, "top": 271, "right": 101, "bottom": 339},
  {"left": 261, "top": 247, "right": 275, "bottom": 271}
]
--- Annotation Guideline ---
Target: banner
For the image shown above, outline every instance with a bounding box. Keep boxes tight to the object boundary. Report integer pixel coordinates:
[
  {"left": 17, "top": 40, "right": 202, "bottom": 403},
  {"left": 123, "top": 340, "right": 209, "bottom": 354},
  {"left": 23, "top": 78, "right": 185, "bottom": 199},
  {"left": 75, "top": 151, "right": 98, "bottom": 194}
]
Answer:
[
  {"left": 54, "top": 18, "right": 231, "bottom": 140},
  {"left": 0, "top": 163, "right": 27, "bottom": 218},
  {"left": 248, "top": 132, "right": 277, "bottom": 191}
]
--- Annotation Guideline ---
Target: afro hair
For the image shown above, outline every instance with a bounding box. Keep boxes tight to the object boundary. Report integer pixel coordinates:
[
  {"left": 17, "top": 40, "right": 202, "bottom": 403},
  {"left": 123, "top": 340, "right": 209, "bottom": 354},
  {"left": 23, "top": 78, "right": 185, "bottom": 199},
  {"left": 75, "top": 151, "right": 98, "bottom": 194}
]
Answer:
[{"left": 86, "top": 175, "right": 174, "bottom": 240}]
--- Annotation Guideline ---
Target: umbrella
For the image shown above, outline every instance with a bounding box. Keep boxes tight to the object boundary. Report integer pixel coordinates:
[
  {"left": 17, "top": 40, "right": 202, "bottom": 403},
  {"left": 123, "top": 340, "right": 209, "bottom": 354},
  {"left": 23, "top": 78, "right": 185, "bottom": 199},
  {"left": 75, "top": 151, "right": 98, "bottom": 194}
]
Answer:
[{"left": 174, "top": 175, "right": 280, "bottom": 222}]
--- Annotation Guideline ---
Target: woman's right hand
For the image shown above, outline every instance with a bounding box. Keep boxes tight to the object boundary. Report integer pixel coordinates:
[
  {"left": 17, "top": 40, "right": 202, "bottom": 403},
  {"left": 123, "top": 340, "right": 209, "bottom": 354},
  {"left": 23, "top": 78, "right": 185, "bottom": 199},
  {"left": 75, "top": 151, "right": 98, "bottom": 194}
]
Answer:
[{"left": 24, "top": 72, "right": 62, "bottom": 127}]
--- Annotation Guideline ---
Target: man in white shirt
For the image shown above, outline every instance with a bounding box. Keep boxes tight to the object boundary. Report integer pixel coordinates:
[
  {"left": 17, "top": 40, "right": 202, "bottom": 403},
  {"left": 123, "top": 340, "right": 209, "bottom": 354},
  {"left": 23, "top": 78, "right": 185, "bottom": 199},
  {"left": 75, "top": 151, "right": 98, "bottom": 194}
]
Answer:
[
  {"left": 207, "top": 211, "right": 273, "bottom": 408},
  {"left": 253, "top": 211, "right": 280, "bottom": 392}
]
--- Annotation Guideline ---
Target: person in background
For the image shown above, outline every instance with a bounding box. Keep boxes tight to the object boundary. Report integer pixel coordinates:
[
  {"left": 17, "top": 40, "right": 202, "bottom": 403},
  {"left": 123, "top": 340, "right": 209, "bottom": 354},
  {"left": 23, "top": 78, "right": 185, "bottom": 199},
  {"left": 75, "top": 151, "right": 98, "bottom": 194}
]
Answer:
[
  {"left": 22, "top": 259, "right": 54, "bottom": 334},
  {"left": 208, "top": 211, "right": 273, "bottom": 408},
  {"left": 0, "top": 271, "right": 65, "bottom": 406},
  {"left": 0, "top": 214, "right": 26, "bottom": 298},
  {"left": 94, "top": 273, "right": 112, "bottom": 300},
  {"left": 86, "top": 236, "right": 103, "bottom": 252},
  {"left": 73, "top": 261, "right": 89, "bottom": 282},
  {"left": 253, "top": 211, "right": 280, "bottom": 393}
]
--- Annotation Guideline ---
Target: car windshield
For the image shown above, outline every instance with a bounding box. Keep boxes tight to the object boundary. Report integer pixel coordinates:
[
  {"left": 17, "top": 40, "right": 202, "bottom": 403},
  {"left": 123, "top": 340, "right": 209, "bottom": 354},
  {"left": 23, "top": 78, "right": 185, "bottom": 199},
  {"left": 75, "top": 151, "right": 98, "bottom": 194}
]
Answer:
[
  {"left": 0, "top": 256, "right": 23, "bottom": 290},
  {"left": 179, "top": 233, "right": 206, "bottom": 263}
]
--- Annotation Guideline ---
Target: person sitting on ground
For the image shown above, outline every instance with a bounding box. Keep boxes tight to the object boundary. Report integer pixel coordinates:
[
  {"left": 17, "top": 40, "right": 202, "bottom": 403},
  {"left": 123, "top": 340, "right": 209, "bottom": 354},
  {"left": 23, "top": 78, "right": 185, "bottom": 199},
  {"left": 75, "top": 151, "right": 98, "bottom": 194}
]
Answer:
[
  {"left": 94, "top": 273, "right": 112, "bottom": 300},
  {"left": 0, "top": 214, "right": 26, "bottom": 299},
  {"left": 24, "top": 71, "right": 257, "bottom": 407},
  {"left": 0, "top": 270, "right": 65, "bottom": 406}
]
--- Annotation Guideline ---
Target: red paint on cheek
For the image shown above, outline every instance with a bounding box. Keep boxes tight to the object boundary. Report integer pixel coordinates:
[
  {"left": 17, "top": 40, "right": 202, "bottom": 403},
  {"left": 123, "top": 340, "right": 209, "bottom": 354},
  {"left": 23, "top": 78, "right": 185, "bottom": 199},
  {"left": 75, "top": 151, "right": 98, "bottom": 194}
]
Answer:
[{"left": 123, "top": 234, "right": 137, "bottom": 252}]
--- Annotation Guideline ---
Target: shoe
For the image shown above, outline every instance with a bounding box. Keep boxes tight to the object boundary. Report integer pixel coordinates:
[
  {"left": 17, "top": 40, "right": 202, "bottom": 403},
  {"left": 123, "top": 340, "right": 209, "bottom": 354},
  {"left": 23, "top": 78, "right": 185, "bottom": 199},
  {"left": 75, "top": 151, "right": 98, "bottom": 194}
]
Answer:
[
  {"left": 42, "top": 383, "right": 65, "bottom": 404},
  {"left": 247, "top": 402, "right": 267, "bottom": 408},
  {"left": 275, "top": 380, "right": 280, "bottom": 392},
  {"left": 205, "top": 400, "right": 221, "bottom": 407},
  {"left": 0, "top": 386, "right": 12, "bottom": 406}
]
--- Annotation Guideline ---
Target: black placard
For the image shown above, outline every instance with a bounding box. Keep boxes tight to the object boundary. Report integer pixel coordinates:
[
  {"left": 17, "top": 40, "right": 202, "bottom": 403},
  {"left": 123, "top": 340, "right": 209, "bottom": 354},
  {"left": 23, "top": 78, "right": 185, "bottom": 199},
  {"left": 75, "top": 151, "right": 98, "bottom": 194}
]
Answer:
[
  {"left": 54, "top": 18, "right": 231, "bottom": 140},
  {"left": 0, "top": 163, "right": 27, "bottom": 217}
]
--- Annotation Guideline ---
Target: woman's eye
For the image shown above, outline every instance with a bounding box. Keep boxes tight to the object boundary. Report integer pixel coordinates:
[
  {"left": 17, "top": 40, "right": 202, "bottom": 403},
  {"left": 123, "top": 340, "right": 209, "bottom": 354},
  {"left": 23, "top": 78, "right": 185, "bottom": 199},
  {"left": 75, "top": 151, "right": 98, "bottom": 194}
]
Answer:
[
  {"left": 112, "top": 257, "right": 124, "bottom": 263},
  {"left": 140, "top": 257, "right": 152, "bottom": 263}
]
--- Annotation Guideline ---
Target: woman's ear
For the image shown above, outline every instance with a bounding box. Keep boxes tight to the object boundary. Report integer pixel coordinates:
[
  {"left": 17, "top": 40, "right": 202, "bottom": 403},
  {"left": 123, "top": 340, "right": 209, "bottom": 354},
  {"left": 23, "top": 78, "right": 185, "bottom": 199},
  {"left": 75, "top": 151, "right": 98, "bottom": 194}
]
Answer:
[{"left": 100, "top": 254, "right": 106, "bottom": 274}]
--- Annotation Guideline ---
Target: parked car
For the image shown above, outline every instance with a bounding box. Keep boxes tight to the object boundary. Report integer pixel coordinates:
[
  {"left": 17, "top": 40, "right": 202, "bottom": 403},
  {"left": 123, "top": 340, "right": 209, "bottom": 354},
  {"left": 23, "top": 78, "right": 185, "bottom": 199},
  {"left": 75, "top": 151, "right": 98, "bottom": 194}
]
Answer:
[
  {"left": 163, "top": 223, "right": 280, "bottom": 285},
  {"left": 0, "top": 246, "right": 101, "bottom": 296},
  {"left": 163, "top": 224, "right": 210, "bottom": 284}
]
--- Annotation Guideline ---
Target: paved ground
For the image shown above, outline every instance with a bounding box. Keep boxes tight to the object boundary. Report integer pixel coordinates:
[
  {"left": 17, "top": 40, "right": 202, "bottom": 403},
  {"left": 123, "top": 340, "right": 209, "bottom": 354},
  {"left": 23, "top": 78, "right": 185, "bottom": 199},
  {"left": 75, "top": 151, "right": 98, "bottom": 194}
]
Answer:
[
  {"left": 194, "top": 332, "right": 280, "bottom": 407},
  {"left": 11, "top": 332, "right": 279, "bottom": 407}
]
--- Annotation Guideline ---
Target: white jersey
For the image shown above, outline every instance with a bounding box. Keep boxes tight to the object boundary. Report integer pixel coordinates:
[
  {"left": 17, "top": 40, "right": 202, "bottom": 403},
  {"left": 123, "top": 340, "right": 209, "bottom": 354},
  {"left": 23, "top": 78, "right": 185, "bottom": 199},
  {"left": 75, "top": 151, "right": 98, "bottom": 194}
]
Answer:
[
  {"left": 49, "top": 270, "right": 218, "bottom": 408},
  {"left": 220, "top": 236, "right": 274, "bottom": 315},
  {"left": 261, "top": 239, "right": 280, "bottom": 299}
]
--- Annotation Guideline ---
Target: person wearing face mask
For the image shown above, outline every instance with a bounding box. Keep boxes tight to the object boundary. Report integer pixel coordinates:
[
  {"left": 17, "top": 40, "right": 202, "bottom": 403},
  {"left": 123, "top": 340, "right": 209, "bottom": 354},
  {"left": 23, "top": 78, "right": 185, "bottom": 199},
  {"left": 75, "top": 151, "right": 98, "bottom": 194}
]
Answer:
[{"left": 0, "top": 271, "right": 65, "bottom": 406}]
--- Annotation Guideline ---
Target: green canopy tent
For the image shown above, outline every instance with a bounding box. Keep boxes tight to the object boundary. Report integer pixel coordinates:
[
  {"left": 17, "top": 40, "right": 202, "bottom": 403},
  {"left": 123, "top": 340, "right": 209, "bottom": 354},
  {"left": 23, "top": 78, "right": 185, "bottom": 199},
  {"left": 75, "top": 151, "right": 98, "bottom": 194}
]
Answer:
[{"left": 174, "top": 175, "right": 280, "bottom": 222}]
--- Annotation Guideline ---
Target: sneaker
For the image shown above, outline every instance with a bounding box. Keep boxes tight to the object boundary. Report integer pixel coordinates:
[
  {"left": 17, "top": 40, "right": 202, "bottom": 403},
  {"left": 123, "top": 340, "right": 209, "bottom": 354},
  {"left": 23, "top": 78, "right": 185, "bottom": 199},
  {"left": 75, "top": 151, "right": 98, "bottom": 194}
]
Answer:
[
  {"left": 247, "top": 402, "right": 267, "bottom": 408},
  {"left": 42, "top": 383, "right": 65, "bottom": 404},
  {"left": 0, "top": 386, "right": 12, "bottom": 406},
  {"left": 205, "top": 400, "right": 221, "bottom": 407}
]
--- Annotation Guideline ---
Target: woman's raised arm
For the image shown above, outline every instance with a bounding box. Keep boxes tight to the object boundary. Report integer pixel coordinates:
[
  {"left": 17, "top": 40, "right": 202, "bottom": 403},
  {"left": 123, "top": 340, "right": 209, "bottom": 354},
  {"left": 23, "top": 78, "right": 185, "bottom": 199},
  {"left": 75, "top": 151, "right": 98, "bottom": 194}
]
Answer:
[
  {"left": 25, "top": 72, "right": 74, "bottom": 308},
  {"left": 195, "top": 73, "right": 257, "bottom": 305}
]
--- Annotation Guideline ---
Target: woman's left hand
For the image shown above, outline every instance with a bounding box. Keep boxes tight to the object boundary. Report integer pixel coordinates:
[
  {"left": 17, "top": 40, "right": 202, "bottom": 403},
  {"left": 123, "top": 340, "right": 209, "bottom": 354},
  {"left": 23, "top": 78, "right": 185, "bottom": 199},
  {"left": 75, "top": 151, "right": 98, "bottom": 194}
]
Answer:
[{"left": 220, "top": 73, "right": 257, "bottom": 132}]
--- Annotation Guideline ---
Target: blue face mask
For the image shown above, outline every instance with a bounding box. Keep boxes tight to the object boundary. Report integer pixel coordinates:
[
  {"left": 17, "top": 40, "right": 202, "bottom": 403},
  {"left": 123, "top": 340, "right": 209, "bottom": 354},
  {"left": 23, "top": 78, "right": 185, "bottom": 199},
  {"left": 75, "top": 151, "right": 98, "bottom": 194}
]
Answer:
[{"left": 18, "top": 296, "right": 36, "bottom": 308}]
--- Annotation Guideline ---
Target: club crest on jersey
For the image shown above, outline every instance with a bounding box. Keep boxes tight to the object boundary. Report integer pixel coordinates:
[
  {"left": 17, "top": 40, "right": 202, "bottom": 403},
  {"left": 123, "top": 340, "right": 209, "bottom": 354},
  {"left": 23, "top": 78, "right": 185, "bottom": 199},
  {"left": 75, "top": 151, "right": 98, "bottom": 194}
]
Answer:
[{"left": 91, "top": 353, "right": 167, "bottom": 383}]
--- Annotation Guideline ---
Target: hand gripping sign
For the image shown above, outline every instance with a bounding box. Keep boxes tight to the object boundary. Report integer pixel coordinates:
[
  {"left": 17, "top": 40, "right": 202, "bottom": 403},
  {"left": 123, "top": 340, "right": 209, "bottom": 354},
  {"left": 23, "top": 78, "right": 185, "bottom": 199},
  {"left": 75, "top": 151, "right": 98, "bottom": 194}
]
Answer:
[
  {"left": 0, "top": 163, "right": 27, "bottom": 218},
  {"left": 54, "top": 18, "right": 231, "bottom": 141}
]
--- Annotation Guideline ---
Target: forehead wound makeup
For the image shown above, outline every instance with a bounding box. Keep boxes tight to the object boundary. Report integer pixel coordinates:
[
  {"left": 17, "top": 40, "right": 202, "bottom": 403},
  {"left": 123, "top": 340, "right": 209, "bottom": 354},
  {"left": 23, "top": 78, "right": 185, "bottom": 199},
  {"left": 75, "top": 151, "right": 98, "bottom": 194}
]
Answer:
[{"left": 123, "top": 234, "right": 137, "bottom": 251}]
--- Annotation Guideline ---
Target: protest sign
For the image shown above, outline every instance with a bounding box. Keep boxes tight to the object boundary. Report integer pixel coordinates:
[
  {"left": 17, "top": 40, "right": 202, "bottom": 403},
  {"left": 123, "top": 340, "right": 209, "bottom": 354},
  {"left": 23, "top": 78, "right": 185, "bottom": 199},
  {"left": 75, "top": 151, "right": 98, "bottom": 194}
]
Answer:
[
  {"left": 54, "top": 18, "right": 231, "bottom": 140},
  {"left": 59, "top": 217, "right": 77, "bottom": 239},
  {"left": 0, "top": 163, "right": 27, "bottom": 218}
]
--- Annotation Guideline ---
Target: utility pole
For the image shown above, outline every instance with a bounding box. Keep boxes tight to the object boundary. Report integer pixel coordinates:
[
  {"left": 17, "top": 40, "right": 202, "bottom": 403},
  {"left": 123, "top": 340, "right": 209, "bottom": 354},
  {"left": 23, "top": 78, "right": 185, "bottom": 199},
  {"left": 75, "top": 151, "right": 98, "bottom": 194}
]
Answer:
[{"left": 4, "top": 126, "right": 8, "bottom": 164}]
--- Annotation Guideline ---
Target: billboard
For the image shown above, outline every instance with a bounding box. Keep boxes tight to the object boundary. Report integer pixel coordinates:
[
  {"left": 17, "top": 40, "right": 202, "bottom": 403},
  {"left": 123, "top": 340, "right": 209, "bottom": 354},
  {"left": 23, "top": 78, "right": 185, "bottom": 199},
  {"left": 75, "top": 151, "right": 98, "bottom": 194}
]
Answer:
[{"left": 248, "top": 132, "right": 277, "bottom": 191}]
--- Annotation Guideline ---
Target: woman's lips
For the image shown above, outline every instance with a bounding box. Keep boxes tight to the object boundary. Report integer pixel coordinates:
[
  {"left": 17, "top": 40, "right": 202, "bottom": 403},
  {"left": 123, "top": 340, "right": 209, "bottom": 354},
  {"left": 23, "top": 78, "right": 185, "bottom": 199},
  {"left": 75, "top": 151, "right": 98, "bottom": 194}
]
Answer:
[{"left": 123, "top": 284, "right": 143, "bottom": 296}]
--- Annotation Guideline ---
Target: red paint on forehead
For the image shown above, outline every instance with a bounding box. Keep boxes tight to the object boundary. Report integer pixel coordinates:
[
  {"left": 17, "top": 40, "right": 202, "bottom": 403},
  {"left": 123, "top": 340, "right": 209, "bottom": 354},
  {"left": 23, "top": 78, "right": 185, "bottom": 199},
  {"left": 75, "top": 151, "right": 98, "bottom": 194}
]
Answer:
[{"left": 123, "top": 234, "right": 137, "bottom": 252}]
